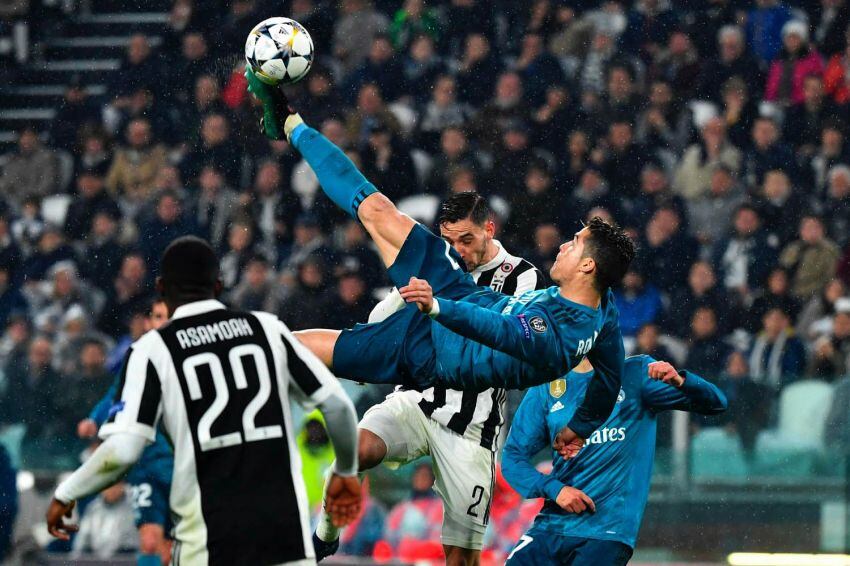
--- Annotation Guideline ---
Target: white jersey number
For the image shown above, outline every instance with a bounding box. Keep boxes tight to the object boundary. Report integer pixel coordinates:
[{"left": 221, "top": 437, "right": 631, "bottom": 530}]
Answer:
[{"left": 183, "top": 345, "right": 283, "bottom": 452}]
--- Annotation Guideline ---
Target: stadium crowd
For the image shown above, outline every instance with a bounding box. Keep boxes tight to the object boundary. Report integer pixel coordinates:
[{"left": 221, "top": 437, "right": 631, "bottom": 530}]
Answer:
[{"left": 3, "top": 0, "right": 850, "bottom": 561}]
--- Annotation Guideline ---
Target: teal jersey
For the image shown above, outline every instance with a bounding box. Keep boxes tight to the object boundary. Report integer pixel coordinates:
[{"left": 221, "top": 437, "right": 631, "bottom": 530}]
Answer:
[
  {"left": 432, "top": 287, "right": 624, "bottom": 439},
  {"left": 502, "top": 355, "right": 727, "bottom": 548}
]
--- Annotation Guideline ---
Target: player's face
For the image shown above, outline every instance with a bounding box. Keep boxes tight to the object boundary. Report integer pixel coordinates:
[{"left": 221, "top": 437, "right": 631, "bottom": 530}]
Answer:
[
  {"left": 147, "top": 301, "right": 170, "bottom": 331},
  {"left": 550, "top": 227, "right": 590, "bottom": 284},
  {"left": 440, "top": 218, "right": 494, "bottom": 271}
]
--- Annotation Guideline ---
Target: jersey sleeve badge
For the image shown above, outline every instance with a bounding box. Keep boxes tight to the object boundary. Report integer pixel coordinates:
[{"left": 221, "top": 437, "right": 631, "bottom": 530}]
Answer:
[{"left": 550, "top": 379, "right": 566, "bottom": 398}]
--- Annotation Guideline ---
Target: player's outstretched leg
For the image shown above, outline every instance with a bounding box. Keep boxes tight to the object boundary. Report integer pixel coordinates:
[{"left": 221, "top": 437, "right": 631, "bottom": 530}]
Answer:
[{"left": 246, "top": 68, "right": 415, "bottom": 267}]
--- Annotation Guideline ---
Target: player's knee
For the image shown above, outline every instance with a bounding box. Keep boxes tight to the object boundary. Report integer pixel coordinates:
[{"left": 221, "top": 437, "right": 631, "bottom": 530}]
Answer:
[
  {"left": 138, "top": 525, "right": 164, "bottom": 554},
  {"left": 357, "top": 192, "right": 398, "bottom": 225},
  {"left": 357, "top": 430, "right": 387, "bottom": 471}
]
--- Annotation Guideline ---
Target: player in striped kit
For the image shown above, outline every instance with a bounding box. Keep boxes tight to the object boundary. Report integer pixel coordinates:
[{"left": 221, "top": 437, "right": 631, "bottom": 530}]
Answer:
[{"left": 314, "top": 192, "right": 545, "bottom": 564}]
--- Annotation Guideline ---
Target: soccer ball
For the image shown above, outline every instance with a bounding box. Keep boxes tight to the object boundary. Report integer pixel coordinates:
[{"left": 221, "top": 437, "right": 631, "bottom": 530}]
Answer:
[{"left": 245, "top": 17, "right": 314, "bottom": 85}]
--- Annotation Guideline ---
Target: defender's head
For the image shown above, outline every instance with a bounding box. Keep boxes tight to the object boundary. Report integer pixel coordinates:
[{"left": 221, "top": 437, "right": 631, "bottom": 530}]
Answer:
[
  {"left": 438, "top": 191, "right": 495, "bottom": 271},
  {"left": 156, "top": 236, "right": 222, "bottom": 308},
  {"left": 550, "top": 217, "right": 635, "bottom": 293}
]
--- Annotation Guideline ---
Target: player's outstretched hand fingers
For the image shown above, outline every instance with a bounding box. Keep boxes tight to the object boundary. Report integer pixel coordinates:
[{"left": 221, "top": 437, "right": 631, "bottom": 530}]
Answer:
[{"left": 46, "top": 499, "right": 77, "bottom": 540}]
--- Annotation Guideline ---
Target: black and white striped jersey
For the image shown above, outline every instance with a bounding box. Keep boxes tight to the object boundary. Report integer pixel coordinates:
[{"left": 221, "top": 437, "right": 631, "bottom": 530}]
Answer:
[
  {"left": 100, "top": 299, "right": 343, "bottom": 566},
  {"left": 374, "top": 242, "right": 546, "bottom": 451}
]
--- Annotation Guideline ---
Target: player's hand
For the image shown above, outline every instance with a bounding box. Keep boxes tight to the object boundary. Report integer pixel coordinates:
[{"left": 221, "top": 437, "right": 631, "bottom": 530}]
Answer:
[
  {"left": 400, "top": 277, "right": 434, "bottom": 314},
  {"left": 325, "top": 473, "right": 361, "bottom": 528},
  {"left": 556, "top": 486, "right": 595, "bottom": 514},
  {"left": 648, "top": 361, "right": 684, "bottom": 388},
  {"left": 553, "top": 426, "right": 584, "bottom": 459},
  {"left": 77, "top": 418, "right": 98, "bottom": 439},
  {"left": 46, "top": 498, "right": 78, "bottom": 541}
]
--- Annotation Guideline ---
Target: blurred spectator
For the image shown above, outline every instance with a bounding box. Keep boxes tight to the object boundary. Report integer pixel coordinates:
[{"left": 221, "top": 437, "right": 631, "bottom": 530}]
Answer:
[
  {"left": 597, "top": 120, "right": 652, "bottom": 199},
  {"left": 418, "top": 77, "right": 472, "bottom": 152},
  {"left": 181, "top": 112, "right": 242, "bottom": 187},
  {"left": 714, "top": 350, "right": 772, "bottom": 455},
  {"left": 71, "top": 482, "right": 137, "bottom": 559},
  {"left": 297, "top": 411, "right": 335, "bottom": 509},
  {"left": 784, "top": 75, "right": 839, "bottom": 154},
  {"left": 599, "top": 63, "right": 643, "bottom": 124},
  {"left": 105, "top": 118, "right": 168, "bottom": 205},
  {"left": 673, "top": 117, "right": 742, "bottom": 200},
  {"left": 247, "top": 160, "right": 302, "bottom": 259},
  {"left": 667, "top": 261, "right": 732, "bottom": 339},
  {"left": 712, "top": 204, "right": 780, "bottom": 299},
  {"left": 743, "top": 118, "right": 796, "bottom": 189},
  {"left": 532, "top": 85, "right": 580, "bottom": 155},
  {"left": 527, "top": 223, "right": 560, "bottom": 275},
  {"left": 685, "top": 306, "right": 731, "bottom": 376},
  {"left": 613, "top": 268, "right": 663, "bottom": 337},
  {"left": 765, "top": 20, "right": 825, "bottom": 107},
  {"left": 816, "top": 0, "right": 850, "bottom": 57},
  {"left": 361, "top": 122, "right": 417, "bottom": 199},
  {"left": 565, "top": 165, "right": 623, "bottom": 233},
  {"left": 389, "top": 0, "right": 439, "bottom": 51},
  {"left": 403, "top": 34, "right": 446, "bottom": 106},
  {"left": 822, "top": 164, "right": 850, "bottom": 246},
  {"left": 745, "top": 0, "right": 793, "bottom": 64},
  {"left": 57, "top": 339, "right": 112, "bottom": 433},
  {"left": 635, "top": 80, "right": 689, "bottom": 155},
  {"left": 803, "top": 120, "right": 849, "bottom": 196},
  {"left": 345, "top": 83, "right": 402, "bottom": 146},
  {"left": 189, "top": 164, "right": 239, "bottom": 250},
  {"left": 227, "top": 253, "right": 280, "bottom": 313},
  {"left": 687, "top": 165, "right": 746, "bottom": 247},
  {"left": 471, "top": 72, "right": 531, "bottom": 151},
  {"left": 333, "top": 0, "right": 390, "bottom": 76},
  {"left": 810, "top": 298, "right": 850, "bottom": 379},
  {"left": 219, "top": 221, "right": 255, "bottom": 290},
  {"left": 636, "top": 207, "right": 699, "bottom": 293},
  {"left": 721, "top": 77, "right": 761, "bottom": 151},
  {"left": 295, "top": 67, "right": 344, "bottom": 126},
  {"left": 505, "top": 161, "right": 564, "bottom": 251},
  {"left": 64, "top": 169, "right": 121, "bottom": 242},
  {"left": 514, "top": 33, "right": 565, "bottom": 106},
  {"left": 491, "top": 122, "right": 537, "bottom": 197},
  {"left": 425, "top": 127, "right": 482, "bottom": 195},
  {"left": 823, "top": 32, "right": 850, "bottom": 103},
  {"left": 334, "top": 220, "right": 384, "bottom": 288},
  {"left": 652, "top": 31, "right": 701, "bottom": 101},
  {"left": 75, "top": 129, "right": 112, "bottom": 178},
  {"left": 755, "top": 169, "right": 807, "bottom": 245},
  {"left": 0, "top": 336, "right": 60, "bottom": 443},
  {"left": 634, "top": 322, "right": 673, "bottom": 361},
  {"left": 50, "top": 79, "right": 100, "bottom": 152},
  {"left": 81, "top": 211, "right": 126, "bottom": 292},
  {"left": 697, "top": 25, "right": 765, "bottom": 103},
  {"left": 318, "top": 268, "right": 377, "bottom": 328},
  {"left": 620, "top": 0, "right": 678, "bottom": 62},
  {"left": 279, "top": 256, "right": 327, "bottom": 331},
  {"left": 0, "top": 315, "right": 30, "bottom": 371},
  {"left": 346, "top": 34, "right": 407, "bottom": 103},
  {"left": 748, "top": 267, "right": 802, "bottom": 331},
  {"left": 26, "top": 261, "right": 103, "bottom": 337},
  {"left": 0, "top": 126, "right": 60, "bottom": 207},
  {"left": 779, "top": 215, "right": 840, "bottom": 299},
  {"left": 455, "top": 33, "right": 503, "bottom": 107},
  {"left": 798, "top": 278, "right": 847, "bottom": 340},
  {"left": 97, "top": 252, "right": 153, "bottom": 338},
  {"left": 20, "top": 227, "right": 75, "bottom": 285},
  {"left": 12, "top": 196, "right": 44, "bottom": 256},
  {"left": 109, "top": 34, "right": 160, "bottom": 100},
  {"left": 748, "top": 307, "right": 807, "bottom": 390},
  {"left": 138, "top": 191, "right": 195, "bottom": 271},
  {"left": 0, "top": 264, "right": 26, "bottom": 331},
  {"left": 174, "top": 32, "right": 215, "bottom": 106}
]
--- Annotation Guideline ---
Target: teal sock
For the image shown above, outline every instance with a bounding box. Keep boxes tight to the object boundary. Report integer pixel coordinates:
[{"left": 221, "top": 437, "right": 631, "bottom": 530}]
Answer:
[
  {"left": 290, "top": 125, "right": 378, "bottom": 219},
  {"left": 137, "top": 553, "right": 162, "bottom": 566}
]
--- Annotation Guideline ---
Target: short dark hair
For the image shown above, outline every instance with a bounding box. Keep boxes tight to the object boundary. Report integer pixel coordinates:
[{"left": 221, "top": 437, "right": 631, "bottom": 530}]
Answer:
[
  {"left": 438, "top": 192, "right": 491, "bottom": 226},
  {"left": 583, "top": 217, "right": 636, "bottom": 292},
  {"left": 160, "top": 236, "right": 219, "bottom": 300}
]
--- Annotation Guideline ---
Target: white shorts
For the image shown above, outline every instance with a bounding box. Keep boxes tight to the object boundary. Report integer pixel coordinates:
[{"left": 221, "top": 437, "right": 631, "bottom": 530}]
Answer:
[{"left": 359, "top": 391, "right": 496, "bottom": 550}]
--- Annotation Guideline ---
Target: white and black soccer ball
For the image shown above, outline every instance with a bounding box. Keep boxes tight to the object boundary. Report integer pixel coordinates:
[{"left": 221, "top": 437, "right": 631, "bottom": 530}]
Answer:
[{"left": 245, "top": 17, "right": 314, "bottom": 85}]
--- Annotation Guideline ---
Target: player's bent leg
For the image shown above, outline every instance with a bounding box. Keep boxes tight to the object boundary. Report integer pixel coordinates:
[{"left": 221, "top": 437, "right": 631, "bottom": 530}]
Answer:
[
  {"left": 444, "top": 544, "right": 480, "bottom": 566},
  {"left": 357, "top": 192, "right": 417, "bottom": 268},
  {"left": 357, "top": 429, "right": 387, "bottom": 472},
  {"left": 293, "top": 329, "right": 340, "bottom": 368}
]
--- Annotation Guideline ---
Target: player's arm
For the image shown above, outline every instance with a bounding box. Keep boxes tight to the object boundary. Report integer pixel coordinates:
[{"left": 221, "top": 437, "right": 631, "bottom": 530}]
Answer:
[
  {"left": 641, "top": 359, "right": 728, "bottom": 414},
  {"left": 502, "top": 387, "right": 564, "bottom": 501},
  {"left": 48, "top": 344, "right": 162, "bottom": 539},
  {"left": 278, "top": 321, "right": 361, "bottom": 526},
  {"left": 570, "top": 319, "right": 625, "bottom": 439},
  {"left": 402, "top": 278, "right": 567, "bottom": 374}
]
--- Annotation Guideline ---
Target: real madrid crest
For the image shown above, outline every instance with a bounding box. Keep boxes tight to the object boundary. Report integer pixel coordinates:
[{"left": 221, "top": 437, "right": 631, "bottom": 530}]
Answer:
[{"left": 550, "top": 378, "right": 566, "bottom": 398}]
